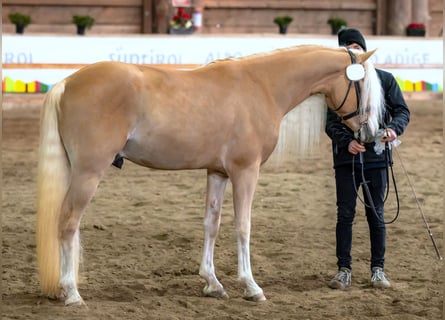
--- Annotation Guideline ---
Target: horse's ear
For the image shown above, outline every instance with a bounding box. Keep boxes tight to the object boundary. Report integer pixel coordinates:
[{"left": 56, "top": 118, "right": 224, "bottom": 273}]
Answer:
[{"left": 357, "top": 48, "right": 377, "bottom": 63}]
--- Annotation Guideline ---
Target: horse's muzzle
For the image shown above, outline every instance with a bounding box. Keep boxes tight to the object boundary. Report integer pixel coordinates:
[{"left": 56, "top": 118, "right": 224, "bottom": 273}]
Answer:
[{"left": 355, "top": 126, "right": 378, "bottom": 144}]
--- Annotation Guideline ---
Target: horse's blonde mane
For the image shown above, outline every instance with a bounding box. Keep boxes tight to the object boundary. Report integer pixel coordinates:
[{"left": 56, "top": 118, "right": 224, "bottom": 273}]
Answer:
[
  {"left": 268, "top": 94, "right": 327, "bottom": 164},
  {"left": 361, "top": 58, "right": 384, "bottom": 136}
]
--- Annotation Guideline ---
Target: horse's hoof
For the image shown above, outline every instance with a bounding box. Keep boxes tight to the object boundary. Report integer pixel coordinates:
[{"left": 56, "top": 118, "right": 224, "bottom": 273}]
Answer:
[
  {"left": 47, "top": 293, "right": 61, "bottom": 301},
  {"left": 244, "top": 292, "right": 267, "bottom": 302},
  {"left": 65, "top": 295, "right": 86, "bottom": 306},
  {"left": 204, "top": 290, "right": 229, "bottom": 299},
  {"left": 203, "top": 285, "right": 229, "bottom": 299},
  {"left": 202, "top": 285, "right": 229, "bottom": 299}
]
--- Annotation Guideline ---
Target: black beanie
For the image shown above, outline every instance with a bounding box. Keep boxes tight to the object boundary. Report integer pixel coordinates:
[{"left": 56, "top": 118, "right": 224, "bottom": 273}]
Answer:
[{"left": 338, "top": 28, "right": 367, "bottom": 52}]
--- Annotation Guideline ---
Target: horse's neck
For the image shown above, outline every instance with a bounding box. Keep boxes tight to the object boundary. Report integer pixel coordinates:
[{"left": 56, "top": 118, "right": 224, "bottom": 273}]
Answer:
[{"left": 246, "top": 46, "right": 344, "bottom": 117}]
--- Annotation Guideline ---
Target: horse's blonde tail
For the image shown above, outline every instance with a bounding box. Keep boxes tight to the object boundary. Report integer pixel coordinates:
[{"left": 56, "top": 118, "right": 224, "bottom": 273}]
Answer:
[{"left": 36, "top": 80, "right": 69, "bottom": 297}]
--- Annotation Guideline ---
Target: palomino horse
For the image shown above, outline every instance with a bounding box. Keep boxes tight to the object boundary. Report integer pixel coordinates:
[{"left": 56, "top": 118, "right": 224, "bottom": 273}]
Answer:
[{"left": 36, "top": 45, "right": 383, "bottom": 305}]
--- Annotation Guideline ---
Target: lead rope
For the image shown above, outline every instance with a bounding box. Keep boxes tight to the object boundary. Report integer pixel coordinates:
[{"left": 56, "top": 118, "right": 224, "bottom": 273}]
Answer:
[{"left": 351, "top": 142, "right": 400, "bottom": 225}]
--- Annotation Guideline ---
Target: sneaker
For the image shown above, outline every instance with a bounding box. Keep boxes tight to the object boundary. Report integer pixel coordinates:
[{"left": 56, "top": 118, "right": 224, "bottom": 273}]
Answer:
[
  {"left": 328, "top": 268, "right": 351, "bottom": 289},
  {"left": 371, "top": 267, "right": 391, "bottom": 288}
]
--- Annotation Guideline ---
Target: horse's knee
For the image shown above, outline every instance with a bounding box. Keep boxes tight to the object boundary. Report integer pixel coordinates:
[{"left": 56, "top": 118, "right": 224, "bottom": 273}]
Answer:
[{"left": 59, "top": 219, "right": 80, "bottom": 240}]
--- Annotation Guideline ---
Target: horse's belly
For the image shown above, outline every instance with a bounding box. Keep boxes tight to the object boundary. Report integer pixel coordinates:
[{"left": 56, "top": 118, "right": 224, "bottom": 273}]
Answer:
[{"left": 122, "top": 136, "right": 221, "bottom": 170}]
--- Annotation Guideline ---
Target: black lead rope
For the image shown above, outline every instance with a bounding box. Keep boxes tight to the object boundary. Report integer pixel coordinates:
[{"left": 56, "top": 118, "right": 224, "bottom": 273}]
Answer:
[{"left": 351, "top": 142, "right": 400, "bottom": 225}]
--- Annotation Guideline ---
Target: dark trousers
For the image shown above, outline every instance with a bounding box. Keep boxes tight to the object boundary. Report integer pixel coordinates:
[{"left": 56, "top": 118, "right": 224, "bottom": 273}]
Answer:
[{"left": 334, "top": 164, "right": 387, "bottom": 271}]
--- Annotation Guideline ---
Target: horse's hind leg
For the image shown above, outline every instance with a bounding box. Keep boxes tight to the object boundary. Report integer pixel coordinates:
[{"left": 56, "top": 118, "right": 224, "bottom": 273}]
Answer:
[
  {"left": 59, "top": 170, "right": 103, "bottom": 305},
  {"left": 60, "top": 228, "right": 82, "bottom": 305},
  {"left": 199, "top": 171, "right": 229, "bottom": 298}
]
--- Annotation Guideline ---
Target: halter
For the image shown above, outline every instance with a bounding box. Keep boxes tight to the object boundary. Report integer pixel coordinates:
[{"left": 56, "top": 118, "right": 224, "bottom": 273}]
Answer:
[{"left": 332, "top": 49, "right": 364, "bottom": 123}]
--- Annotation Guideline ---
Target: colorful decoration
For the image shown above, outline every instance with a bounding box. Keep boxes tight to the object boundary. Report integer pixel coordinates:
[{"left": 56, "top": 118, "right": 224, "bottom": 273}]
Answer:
[
  {"left": 396, "top": 77, "right": 442, "bottom": 92},
  {"left": 2, "top": 77, "right": 52, "bottom": 93}
]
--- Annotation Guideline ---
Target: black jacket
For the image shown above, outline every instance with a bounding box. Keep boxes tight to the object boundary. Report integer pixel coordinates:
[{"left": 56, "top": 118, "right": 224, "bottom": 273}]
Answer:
[{"left": 325, "top": 69, "right": 410, "bottom": 168}]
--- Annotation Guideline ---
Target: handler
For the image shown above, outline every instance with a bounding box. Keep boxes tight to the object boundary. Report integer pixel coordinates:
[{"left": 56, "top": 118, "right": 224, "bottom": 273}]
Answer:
[{"left": 325, "top": 28, "right": 410, "bottom": 289}]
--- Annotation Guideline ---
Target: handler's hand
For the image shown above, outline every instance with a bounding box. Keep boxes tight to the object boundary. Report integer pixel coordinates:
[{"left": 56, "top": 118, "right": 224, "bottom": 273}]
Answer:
[
  {"left": 381, "top": 128, "right": 397, "bottom": 142},
  {"left": 348, "top": 140, "right": 366, "bottom": 155}
]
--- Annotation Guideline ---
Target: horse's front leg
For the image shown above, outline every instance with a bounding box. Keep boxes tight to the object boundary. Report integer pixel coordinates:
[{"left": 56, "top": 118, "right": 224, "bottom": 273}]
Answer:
[
  {"left": 199, "top": 171, "right": 229, "bottom": 298},
  {"left": 231, "top": 165, "right": 266, "bottom": 302}
]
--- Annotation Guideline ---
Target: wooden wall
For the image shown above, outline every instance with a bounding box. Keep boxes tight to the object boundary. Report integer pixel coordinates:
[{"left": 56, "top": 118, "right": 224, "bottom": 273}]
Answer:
[
  {"left": 201, "top": 0, "right": 443, "bottom": 36},
  {"left": 2, "top": 0, "right": 443, "bottom": 36},
  {"left": 202, "top": 0, "right": 377, "bottom": 35},
  {"left": 429, "top": 0, "right": 443, "bottom": 36},
  {"left": 2, "top": 0, "right": 148, "bottom": 34}
]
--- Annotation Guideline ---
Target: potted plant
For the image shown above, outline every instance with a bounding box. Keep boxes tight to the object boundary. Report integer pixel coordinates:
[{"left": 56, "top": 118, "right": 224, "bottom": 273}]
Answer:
[
  {"left": 72, "top": 15, "right": 95, "bottom": 35},
  {"left": 327, "top": 17, "right": 347, "bottom": 35},
  {"left": 406, "top": 23, "right": 426, "bottom": 36},
  {"left": 8, "top": 13, "right": 31, "bottom": 34},
  {"left": 169, "top": 7, "right": 193, "bottom": 34},
  {"left": 273, "top": 16, "right": 293, "bottom": 34}
]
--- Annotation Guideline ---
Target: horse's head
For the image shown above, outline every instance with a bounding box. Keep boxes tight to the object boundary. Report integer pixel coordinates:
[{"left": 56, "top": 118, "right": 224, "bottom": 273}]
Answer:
[{"left": 325, "top": 48, "right": 384, "bottom": 143}]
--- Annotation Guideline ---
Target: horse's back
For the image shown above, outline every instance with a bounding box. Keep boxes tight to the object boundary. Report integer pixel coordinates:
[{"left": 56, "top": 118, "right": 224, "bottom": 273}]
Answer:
[{"left": 65, "top": 61, "right": 143, "bottom": 95}]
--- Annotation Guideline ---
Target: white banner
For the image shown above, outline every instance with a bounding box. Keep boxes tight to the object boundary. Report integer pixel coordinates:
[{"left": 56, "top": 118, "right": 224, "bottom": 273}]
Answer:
[{"left": 2, "top": 35, "right": 443, "bottom": 85}]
